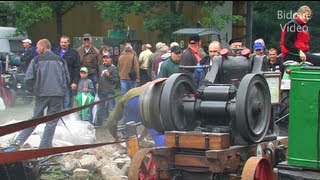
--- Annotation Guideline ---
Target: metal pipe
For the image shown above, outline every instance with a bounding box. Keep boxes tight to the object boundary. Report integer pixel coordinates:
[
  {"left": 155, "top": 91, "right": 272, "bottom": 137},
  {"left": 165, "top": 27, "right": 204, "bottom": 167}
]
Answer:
[{"left": 199, "top": 101, "right": 228, "bottom": 115}]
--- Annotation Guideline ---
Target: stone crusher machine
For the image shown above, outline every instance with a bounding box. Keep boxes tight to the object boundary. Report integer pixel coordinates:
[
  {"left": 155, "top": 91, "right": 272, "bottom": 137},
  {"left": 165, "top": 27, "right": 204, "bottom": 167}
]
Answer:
[{"left": 128, "top": 52, "right": 288, "bottom": 179}]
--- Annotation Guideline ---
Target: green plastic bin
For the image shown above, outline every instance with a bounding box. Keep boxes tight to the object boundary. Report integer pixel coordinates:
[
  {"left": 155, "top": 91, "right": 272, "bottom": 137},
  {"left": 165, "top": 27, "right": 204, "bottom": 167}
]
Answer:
[{"left": 288, "top": 66, "right": 320, "bottom": 169}]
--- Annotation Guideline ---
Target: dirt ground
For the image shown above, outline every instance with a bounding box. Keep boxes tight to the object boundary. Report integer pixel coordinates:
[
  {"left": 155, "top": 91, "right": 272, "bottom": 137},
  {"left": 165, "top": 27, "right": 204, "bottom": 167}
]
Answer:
[{"left": 0, "top": 100, "right": 113, "bottom": 143}]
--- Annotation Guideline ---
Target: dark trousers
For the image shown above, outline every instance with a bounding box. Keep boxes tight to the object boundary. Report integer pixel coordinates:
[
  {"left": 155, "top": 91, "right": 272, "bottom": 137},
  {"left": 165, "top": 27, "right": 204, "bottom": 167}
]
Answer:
[
  {"left": 15, "top": 96, "right": 63, "bottom": 148},
  {"left": 139, "top": 69, "right": 150, "bottom": 86}
]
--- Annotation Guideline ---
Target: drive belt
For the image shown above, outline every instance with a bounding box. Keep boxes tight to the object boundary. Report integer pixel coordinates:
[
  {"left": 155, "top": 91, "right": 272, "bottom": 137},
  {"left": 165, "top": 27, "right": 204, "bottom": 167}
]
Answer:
[
  {"left": 0, "top": 93, "right": 124, "bottom": 164},
  {"left": 0, "top": 140, "right": 127, "bottom": 164}
]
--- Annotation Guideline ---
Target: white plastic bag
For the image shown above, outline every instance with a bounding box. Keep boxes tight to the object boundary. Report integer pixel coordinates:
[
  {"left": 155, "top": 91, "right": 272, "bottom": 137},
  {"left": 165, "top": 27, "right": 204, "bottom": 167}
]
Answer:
[
  {"left": 0, "top": 97, "right": 5, "bottom": 110},
  {"left": 91, "top": 94, "right": 100, "bottom": 124}
]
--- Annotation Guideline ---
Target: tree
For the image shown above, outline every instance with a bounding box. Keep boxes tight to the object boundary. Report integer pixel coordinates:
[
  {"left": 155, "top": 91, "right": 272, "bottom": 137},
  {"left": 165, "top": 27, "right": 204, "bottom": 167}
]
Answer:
[
  {"left": 95, "top": 1, "right": 237, "bottom": 40},
  {"left": 12, "top": 1, "right": 87, "bottom": 40}
]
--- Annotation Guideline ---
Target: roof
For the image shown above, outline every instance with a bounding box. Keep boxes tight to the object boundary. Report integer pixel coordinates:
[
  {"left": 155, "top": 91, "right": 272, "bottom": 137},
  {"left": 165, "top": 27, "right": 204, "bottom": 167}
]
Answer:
[{"left": 172, "top": 28, "right": 220, "bottom": 36}]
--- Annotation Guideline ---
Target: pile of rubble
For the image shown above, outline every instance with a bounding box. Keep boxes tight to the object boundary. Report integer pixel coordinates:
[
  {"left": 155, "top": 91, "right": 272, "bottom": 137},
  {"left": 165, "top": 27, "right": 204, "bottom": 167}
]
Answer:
[
  {"left": 0, "top": 114, "right": 155, "bottom": 179},
  {"left": 42, "top": 143, "right": 131, "bottom": 179}
]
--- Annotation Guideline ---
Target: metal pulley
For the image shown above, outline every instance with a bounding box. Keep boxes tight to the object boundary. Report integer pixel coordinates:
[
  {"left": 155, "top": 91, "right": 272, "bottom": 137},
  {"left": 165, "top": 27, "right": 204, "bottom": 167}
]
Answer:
[{"left": 235, "top": 73, "right": 271, "bottom": 143}]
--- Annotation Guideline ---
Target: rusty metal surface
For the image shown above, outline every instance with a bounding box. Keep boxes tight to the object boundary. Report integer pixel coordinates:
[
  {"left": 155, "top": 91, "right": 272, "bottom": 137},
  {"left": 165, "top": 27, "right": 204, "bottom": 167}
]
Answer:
[
  {"left": 241, "top": 157, "right": 273, "bottom": 180},
  {"left": 128, "top": 148, "right": 155, "bottom": 180},
  {"left": 205, "top": 136, "right": 288, "bottom": 173}
]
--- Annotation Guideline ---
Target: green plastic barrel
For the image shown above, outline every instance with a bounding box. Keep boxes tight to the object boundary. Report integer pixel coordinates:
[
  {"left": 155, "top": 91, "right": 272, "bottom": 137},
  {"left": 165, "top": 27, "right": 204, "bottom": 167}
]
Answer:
[{"left": 288, "top": 66, "right": 320, "bottom": 169}]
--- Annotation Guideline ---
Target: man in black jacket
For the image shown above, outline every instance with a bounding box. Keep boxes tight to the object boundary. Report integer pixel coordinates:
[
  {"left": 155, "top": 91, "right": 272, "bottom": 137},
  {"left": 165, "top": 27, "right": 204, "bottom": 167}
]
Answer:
[
  {"left": 54, "top": 35, "right": 81, "bottom": 109},
  {"left": 20, "top": 38, "right": 34, "bottom": 73}
]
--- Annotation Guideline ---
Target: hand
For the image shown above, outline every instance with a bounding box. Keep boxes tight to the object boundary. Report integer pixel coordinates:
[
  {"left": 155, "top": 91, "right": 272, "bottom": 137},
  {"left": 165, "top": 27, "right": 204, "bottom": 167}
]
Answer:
[
  {"left": 70, "top": 83, "right": 77, "bottom": 90},
  {"left": 104, "top": 70, "right": 110, "bottom": 77},
  {"left": 299, "top": 50, "right": 306, "bottom": 61}
]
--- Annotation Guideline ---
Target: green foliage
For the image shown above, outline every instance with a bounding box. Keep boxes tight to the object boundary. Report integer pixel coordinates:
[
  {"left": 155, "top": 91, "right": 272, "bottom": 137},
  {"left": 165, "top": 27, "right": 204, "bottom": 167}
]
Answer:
[
  {"left": 95, "top": 1, "right": 133, "bottom": 29},
  {"left": 11, "top": 1, "right": 86, "bottom": 36},
  {"left": 200, "top": 1, "right": 241, "bottom": 31},
  {"left": 96, "top": 1, "right": 234, "bottom": 40},
  {"left": 13, "top": 1, "right": 53, "bottom": 35},
  {"left": 143, "top": 13, "right": 188, "bottom": 40}
]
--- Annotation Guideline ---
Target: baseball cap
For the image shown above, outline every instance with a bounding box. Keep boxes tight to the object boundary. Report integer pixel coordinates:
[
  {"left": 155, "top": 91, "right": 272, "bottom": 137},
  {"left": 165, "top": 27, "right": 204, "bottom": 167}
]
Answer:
[
  {"left": 102, "top": 52, "right": 111, "bottom": 58},
  {"left": 189, "top": 35, "right": 201, "bottom": 44},
  {"left": 253, "top": 42, "right": 263, "bottom": 51},
  {"left": 80, "top": 67, "right": 88, "bottom": 73},
  {"left": 171, "top": 46, "right": 182, "bottom": 54},
  {"left": 83, "top": 33, "right": 92, "bottom": 40},
  {"left": 146, "top": 44, "right": 152, "bottom": 48},
  {"left": 22, "top": 38, "right": 32, "bottom": 44}
]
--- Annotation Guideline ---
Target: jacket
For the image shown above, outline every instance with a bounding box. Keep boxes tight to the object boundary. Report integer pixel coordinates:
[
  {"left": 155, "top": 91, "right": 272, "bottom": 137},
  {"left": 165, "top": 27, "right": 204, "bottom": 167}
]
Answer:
[
  {"left": 54, "top": 47, "right": 81, "bottom": 85},
  {"left": 77, "top": 78, "right": 94, "bottom": 94},
  {"left": 117, "top": 53, "right": 140, "bottom": 80},
  {"left": 180, "top": 47, "right": 198, "bottom": 76},
  {"left": 280, "top": 18, "right": 310, "bottom": 58},
  {"left": 158, "top": 57, "right": 180, "bottom": 78},
  {"left": 25, "top": 51, "right": 70, "bottom": 97},
  {"left": 20, "top": 46, "right": 34, "bottom": 72},
  {"left": 77, "top": 45, "right": 100, "bottom": 76},
  {"left": 97, "top": 63, "right": 119, "bottom": 94}
]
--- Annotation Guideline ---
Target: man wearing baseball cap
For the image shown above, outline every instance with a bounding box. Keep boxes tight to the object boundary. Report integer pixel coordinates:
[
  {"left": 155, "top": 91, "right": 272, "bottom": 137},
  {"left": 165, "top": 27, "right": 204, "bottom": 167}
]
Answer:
[
  {"left": 95, "top": 52, "right": 119, "bottom": 127},
  {"left": 77, "top": 33, "right": 100, "bottom": 94},
  {"left": 179, "top": 34, "right": 203, "bottom": 87},
  {"left": 21, "top": 38, "right": 34, "bottom": 73},
  {"left": 158, "top": 46, "right": 182, "bottom": 78}
]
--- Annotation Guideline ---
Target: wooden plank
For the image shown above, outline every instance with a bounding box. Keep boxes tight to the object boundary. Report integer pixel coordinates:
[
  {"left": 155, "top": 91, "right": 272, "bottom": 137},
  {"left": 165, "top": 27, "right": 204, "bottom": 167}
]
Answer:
[
  {"left": 165, "top": 131, "right": 230, "bottom": 150},
  {"left": 174, "top": 154, "right": 209, "bottom": 168}
]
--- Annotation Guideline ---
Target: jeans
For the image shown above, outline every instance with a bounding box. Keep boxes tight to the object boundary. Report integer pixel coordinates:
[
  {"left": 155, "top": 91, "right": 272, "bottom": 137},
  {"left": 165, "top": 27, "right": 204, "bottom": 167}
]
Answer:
[
  {"left": 88, "top": 74, "right": 98, "bottom": 95},
  {"left": 120, "top": 79, "right": 137, "bottom": 94},
  {"left": 63, "top": 88, "right": 74, "bottom": 109},
  {"left": 15, "top": 96, "right": 63, "bottom": 148},
  {"left": 95, "top": 92, "right": 115, "bottom": 126},
  {"left": 139, "top": 69, "right": 150, "bottom": 86}
]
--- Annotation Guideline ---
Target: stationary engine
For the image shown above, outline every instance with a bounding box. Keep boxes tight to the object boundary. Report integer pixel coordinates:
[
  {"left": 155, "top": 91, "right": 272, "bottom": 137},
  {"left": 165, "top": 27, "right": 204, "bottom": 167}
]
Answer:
[{"left": 139, "top": 54, "right": 276, "bottom": 145}]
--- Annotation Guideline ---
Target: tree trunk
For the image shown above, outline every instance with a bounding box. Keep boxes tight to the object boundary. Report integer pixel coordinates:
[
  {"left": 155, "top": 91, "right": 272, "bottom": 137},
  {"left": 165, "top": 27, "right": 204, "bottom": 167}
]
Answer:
[{"left": 56, "top": 11, "right": 62, "bottom": 44}]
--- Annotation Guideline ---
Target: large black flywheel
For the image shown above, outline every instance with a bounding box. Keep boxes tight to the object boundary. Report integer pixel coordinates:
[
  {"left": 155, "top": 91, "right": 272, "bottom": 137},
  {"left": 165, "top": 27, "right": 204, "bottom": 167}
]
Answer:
[
  {"left": 139, "top": 79, "right": 166, "bottom": 133},
  {"left": 235, "top": 74, "right": 271, "bottom": 143},
  {"left": 160, "top": 73, "right": 196, "bottom": 131}
]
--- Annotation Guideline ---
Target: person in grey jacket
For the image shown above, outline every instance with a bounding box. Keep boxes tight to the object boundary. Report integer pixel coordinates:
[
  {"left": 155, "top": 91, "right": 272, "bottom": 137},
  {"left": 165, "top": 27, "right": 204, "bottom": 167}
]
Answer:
[
  {"left": 14, "top": 39, "right": 70, "bottom": 149},
  {"left": 95, "top": 52, "right": 119, "bottom": 127}
]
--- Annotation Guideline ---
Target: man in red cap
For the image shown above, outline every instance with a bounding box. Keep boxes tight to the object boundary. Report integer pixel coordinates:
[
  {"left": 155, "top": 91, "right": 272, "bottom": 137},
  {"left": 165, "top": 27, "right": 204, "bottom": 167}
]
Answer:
[{"left": 180, "top": 35, "right": 203, "bottom": 87}]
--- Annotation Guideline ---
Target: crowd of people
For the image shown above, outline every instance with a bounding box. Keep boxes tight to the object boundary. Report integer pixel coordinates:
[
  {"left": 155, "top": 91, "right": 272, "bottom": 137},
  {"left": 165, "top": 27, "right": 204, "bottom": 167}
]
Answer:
[{"left": 11, "top": 4, "right": 319, "bottom": 149}]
